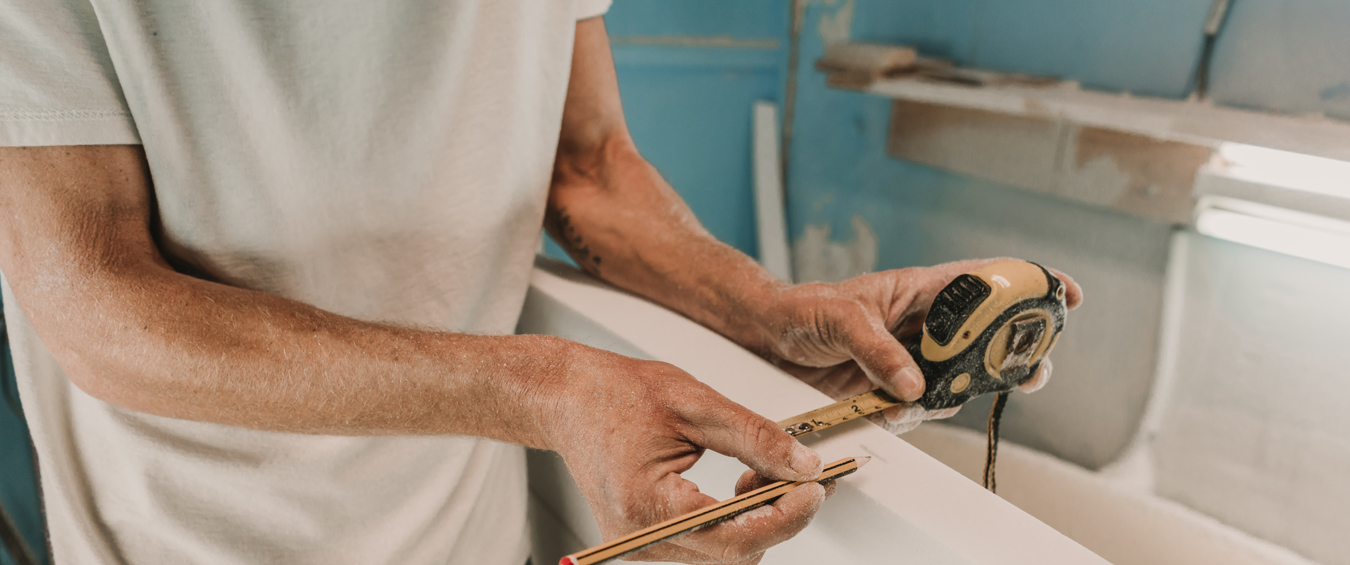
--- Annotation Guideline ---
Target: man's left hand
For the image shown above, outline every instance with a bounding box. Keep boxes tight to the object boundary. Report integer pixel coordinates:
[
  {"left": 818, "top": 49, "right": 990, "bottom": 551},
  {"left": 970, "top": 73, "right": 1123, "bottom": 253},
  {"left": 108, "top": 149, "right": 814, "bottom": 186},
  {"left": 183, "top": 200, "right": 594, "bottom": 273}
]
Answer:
[{"left": 752, "top": 258, "right": 1084, "bottom": 434}]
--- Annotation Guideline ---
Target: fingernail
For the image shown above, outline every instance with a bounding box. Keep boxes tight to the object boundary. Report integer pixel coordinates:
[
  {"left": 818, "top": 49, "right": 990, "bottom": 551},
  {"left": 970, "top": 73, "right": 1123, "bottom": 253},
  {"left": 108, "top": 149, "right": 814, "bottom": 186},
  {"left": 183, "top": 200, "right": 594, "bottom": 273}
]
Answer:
[
  {"left": 790, "top": 443, "right": 823, "bottom": 478},
  {"left": 1021, "top": 364, "right": 1050, "bottom": 393},
  {"left": 898, "top": 367, "right": 924, "bottom": 400},
  {"left": 800, "top": 482, "right": 828, "bottom": 505}
]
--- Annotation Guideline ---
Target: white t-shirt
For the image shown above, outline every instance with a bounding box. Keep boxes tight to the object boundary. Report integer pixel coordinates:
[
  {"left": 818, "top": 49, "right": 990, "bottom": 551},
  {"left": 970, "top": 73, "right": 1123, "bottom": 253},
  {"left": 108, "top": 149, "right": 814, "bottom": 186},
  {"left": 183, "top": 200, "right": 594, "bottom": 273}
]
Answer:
[{"left": 0, "top": 1, "right": 610, "bottom": 563}]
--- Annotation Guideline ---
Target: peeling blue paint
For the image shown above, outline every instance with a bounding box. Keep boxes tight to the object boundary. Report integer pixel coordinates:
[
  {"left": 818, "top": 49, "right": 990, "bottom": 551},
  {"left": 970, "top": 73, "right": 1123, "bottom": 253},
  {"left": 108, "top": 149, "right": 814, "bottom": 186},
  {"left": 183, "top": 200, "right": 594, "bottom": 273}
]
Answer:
[
  {"left": 1321, "top": 82, "right": 1350, "bottom": 102},
  {"left": 1208, "top": 0, "right": 1350, "bottom": 121}
]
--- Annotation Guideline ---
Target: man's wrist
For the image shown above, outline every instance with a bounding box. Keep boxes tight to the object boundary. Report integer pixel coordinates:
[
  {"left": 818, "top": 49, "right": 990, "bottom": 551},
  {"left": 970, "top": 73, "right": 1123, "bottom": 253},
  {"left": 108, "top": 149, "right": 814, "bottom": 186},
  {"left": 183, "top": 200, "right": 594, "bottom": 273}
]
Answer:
[
  {"left": 423, "top": 333, "right": 579, "bottom": 449},
  {"left": 707, "top": 276, "right": 798, "bottom": 359}
]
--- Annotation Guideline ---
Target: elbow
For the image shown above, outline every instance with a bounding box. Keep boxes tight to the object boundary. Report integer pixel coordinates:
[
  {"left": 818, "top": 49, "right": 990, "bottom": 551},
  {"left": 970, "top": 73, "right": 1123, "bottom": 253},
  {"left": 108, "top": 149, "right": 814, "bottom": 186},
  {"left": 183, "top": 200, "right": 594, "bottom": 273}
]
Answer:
[
  {"left": 11, "top": 272, "right": 179, "bottom": 411},
  {"left": 34, "top": 323, "right": 155, "bottom": 411},
  {"left": 51, "top": 343, "right": 135, "bottom": 407},
  {"left": 552, "top": 130, "right": 642, "bottom": 190}
]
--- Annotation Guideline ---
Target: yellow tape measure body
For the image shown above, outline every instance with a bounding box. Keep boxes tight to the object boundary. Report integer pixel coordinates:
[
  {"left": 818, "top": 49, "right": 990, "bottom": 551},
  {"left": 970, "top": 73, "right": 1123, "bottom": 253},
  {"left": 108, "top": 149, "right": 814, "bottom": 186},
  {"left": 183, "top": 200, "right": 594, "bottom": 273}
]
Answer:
[{"left": 779, "top": 260, "right": 1068, "bottom": 435}]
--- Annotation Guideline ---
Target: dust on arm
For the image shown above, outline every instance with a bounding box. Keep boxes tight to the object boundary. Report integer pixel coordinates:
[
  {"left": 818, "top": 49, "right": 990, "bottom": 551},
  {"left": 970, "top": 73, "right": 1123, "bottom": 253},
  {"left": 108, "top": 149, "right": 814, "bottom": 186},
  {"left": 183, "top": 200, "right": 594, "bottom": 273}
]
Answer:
[
  {"left": 0, "top": 144, "right": 571, "bottom": 444},
  {"left": 546, "top": 18, "right": 788, "bottom": 354}
]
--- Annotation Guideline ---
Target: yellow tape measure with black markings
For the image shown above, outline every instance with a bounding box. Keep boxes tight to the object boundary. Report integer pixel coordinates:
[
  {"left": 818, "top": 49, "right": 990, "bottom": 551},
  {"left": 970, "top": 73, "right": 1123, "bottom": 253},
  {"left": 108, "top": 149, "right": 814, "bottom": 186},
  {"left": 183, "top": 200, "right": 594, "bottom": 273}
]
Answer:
[{"left": 779, "top": 260, "right": 1068, "bottom": 436}]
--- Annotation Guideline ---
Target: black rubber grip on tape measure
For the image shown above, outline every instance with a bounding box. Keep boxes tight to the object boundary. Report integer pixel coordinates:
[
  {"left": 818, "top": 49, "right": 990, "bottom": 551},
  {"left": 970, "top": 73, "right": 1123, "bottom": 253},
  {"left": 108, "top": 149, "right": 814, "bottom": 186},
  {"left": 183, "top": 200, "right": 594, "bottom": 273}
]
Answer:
[{"left": 924, "top": 274, "right": 991, "bottom": 346}]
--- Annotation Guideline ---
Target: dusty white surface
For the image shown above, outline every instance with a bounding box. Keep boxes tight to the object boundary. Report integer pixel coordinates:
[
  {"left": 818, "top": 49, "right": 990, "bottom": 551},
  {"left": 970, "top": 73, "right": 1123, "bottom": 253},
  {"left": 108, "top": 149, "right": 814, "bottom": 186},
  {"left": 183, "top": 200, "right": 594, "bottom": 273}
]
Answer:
[
  {"left": 904, "top": 423, "right": 1317, "bottom": 565},
  {"left": 1149, "top": 232, "right": 1350, "bottom": 565},
  {"left": 518, "top": 257, "right": 1107, "bottom": 565},
  {"left": 896, "top": 232, "right": 1345, "bottom": 565}
]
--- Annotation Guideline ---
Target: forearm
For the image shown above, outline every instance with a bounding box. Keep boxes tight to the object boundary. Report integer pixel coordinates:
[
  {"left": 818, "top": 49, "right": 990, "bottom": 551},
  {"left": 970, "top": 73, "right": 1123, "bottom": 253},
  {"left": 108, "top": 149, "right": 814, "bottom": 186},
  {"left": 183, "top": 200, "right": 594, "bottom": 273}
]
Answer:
[
  {"left": 8, "top": 252, "right": 572, "bottom": 445},
  {"left": 547, "top": 19, "right": 787, "bottom": 353},
  {"left": 547, "top": 138, "right": 786, "bottom": 352},
  {"left": 0, "top": 146, "right": 572, "bottom": 443}
]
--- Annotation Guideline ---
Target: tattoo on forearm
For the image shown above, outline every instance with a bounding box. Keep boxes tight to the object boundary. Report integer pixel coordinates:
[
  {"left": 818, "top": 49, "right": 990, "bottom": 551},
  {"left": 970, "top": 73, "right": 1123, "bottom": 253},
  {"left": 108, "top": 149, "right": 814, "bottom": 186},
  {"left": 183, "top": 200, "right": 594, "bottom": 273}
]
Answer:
[{"left": 557, "top": 208, "right": 602, "bottom": 274}]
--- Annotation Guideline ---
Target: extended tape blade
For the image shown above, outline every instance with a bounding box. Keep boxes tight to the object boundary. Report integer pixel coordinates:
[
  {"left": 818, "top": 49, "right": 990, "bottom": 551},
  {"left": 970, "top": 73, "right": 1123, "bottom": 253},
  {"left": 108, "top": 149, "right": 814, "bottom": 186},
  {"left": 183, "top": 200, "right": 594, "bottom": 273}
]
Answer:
[{"left": 777, "top": 389, "right": 902, "bottom": 437}]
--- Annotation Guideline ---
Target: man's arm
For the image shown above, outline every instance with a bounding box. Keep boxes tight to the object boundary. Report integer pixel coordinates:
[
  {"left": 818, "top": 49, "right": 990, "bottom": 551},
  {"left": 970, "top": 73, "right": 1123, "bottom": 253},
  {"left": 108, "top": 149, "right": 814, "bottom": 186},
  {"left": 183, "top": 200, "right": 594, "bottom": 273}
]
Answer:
[
  {"left": 548, "top": 20, "right": 789, "bottom": 361},
  {"left": 0, "top": 144, "right": 571, "bottom": 441},
  {"left": 549, "top": 21, "right": 1083, "bottom": 425},
  {"left": 549, "top": 20, "right": 953, "bottom": 399},
  {"left": 0, "top": 143, "right": 827, "bottom": 565}
]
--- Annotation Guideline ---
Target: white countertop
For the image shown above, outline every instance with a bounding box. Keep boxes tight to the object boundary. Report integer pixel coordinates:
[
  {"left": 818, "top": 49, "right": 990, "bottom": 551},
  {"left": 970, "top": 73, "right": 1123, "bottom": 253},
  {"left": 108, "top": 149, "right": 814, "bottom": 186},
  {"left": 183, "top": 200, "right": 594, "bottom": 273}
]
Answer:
[{"left": 519, "top": 257, "right": 1109, "bottom": 565}]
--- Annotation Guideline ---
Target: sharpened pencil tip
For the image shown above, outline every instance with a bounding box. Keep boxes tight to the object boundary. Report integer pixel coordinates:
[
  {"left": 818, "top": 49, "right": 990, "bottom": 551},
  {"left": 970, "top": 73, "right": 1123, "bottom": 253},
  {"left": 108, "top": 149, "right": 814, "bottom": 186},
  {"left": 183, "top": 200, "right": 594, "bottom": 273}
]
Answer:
[{"left": 856, "top": 456, "right": 872, "bottom": 468}]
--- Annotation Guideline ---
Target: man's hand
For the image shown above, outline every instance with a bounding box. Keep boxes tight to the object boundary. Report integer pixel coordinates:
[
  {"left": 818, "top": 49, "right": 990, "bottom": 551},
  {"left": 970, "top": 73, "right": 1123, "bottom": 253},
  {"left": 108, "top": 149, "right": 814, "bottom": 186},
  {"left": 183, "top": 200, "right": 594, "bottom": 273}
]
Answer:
[
  {"left": 549, "top": 18, "right": 1085, "bottom": 447},
  {"left": 538, "top": 347, "right": 831, "bottom": 564},
  {"left": 755, "top": 259, "right": 1084, "bottom": 434}
]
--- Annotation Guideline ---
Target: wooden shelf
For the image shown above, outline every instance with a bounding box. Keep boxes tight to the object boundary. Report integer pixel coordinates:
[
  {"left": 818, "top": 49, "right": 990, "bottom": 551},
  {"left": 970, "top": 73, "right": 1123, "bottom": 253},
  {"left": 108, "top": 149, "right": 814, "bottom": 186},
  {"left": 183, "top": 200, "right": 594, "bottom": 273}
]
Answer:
[
  {"left": 857, "top": 76, "right": 1350, "bottom": 163},
  {"left": 824, "top": 71, "right": 1350, "bottom": 224}
]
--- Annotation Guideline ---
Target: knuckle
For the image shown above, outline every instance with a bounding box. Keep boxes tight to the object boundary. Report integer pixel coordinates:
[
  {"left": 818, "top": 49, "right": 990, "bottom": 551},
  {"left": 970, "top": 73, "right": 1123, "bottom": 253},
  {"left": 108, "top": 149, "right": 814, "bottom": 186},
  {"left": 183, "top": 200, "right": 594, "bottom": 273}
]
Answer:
[
  {"left": 614, "top": 496, "right": 648, "bottom": 527},
  {"left": 739, "top": 414, "right": 779, "bottom": 449},
  {"left": 810, "top": 309, "right": 836, "bottom": 344},
  {"left": 719, "top": 540, "right": 754, "bottom": 562},
  {"left": 636, "top": 358, "right": 678, "bottom": 379}
]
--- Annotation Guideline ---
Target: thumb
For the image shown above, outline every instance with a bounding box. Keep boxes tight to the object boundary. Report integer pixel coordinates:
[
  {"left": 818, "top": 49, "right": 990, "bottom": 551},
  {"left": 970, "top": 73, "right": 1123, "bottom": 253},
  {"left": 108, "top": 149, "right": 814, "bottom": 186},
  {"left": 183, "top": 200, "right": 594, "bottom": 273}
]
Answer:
[
  {"left": 839, "top": 313, "right": 926, "bottom": 402},
  {"left": 683, "top": 398, "right": 822, "bottom": 483}
]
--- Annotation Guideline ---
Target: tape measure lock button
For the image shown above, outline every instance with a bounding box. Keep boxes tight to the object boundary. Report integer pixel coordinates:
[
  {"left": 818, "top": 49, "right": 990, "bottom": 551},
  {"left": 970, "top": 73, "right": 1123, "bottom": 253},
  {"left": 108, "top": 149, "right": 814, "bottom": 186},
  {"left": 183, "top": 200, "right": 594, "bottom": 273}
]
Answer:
[{"left": 950, "top": 373, "right": 971, "bottom": 394}]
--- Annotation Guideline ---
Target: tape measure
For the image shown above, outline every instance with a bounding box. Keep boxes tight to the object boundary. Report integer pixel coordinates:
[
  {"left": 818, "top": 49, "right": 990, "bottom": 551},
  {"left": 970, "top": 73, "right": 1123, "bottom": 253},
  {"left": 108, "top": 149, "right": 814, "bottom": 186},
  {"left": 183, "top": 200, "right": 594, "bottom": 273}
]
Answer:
[
  {"left": 777, "top": 260, "right": 1069, "bottom": 490},
  {"left": 909, "top": 259, "right": 1067, "bottom": 410}
]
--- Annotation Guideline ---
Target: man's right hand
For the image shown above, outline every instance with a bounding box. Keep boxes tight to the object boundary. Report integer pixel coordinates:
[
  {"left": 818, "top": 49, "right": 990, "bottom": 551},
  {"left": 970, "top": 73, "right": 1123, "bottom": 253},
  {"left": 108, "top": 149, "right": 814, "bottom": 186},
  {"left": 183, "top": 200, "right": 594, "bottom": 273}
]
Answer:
[{"left": 535, "top": 345, "right": 831, "bottom": 564}]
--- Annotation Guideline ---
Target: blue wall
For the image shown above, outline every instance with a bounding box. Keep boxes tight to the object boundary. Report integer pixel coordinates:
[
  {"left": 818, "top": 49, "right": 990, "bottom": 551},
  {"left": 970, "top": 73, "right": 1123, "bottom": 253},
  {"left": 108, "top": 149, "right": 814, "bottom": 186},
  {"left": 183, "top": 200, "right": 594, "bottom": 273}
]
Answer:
[
  {"left": 1208, "top": 0, "right": 1350, "bottom": 121},
  {"left": 595, "top": 0, "right": 1350, "bottom": 268},
  {"left": 613, "top": 46, "right": 781, "bottom": 256},
  {"left": 838, "top": 0, "right": 1212, "bottom": 98},
  {"left": 608, "top": 1, "right": 790, "bottom": 257},
  {"left": 546, "top": 0, "right": 792, "bottom": 262}
]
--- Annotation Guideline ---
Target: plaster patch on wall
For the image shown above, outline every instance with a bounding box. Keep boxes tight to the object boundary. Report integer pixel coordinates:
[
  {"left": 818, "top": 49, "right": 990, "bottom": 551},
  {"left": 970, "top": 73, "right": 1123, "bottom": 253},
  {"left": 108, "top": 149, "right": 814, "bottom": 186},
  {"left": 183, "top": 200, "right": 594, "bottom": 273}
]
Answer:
[
  {"left": 886, "top": 100, "right": 1208, "bottom": 224},
  {"left": 888, "top": 100, "right": 1065, "bottom": 194},
  {"left": 1061, "top": 127, "right": 1209, "bottom": 223},
  {"left": 793, "top": 214, "right": 877, "bottom": 283},
  {"left": 815, "top": 0, "right": 854, "bottom": 47},
  {"left": 1058, "top": 152, "right": 1132, "bottom": 206}
]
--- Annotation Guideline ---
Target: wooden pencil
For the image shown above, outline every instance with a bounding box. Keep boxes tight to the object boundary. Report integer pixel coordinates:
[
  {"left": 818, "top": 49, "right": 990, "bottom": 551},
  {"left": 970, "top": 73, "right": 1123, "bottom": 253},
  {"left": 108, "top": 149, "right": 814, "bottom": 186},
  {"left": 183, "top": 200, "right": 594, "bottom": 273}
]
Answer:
[{"left": 560, "top": 456, "right": 868, "bottom": 565}]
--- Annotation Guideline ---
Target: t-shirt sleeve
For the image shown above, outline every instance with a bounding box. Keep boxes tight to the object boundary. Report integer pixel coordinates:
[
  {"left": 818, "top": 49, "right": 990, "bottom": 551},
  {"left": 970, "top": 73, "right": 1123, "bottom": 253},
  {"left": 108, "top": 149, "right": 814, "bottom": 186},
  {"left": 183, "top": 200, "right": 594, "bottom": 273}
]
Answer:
[
  {"left": 0, "top": 0, "right": 140, "bottom": 147},
  {"left": 576, "top": 0, "right": 612, "bottom": 21}
]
